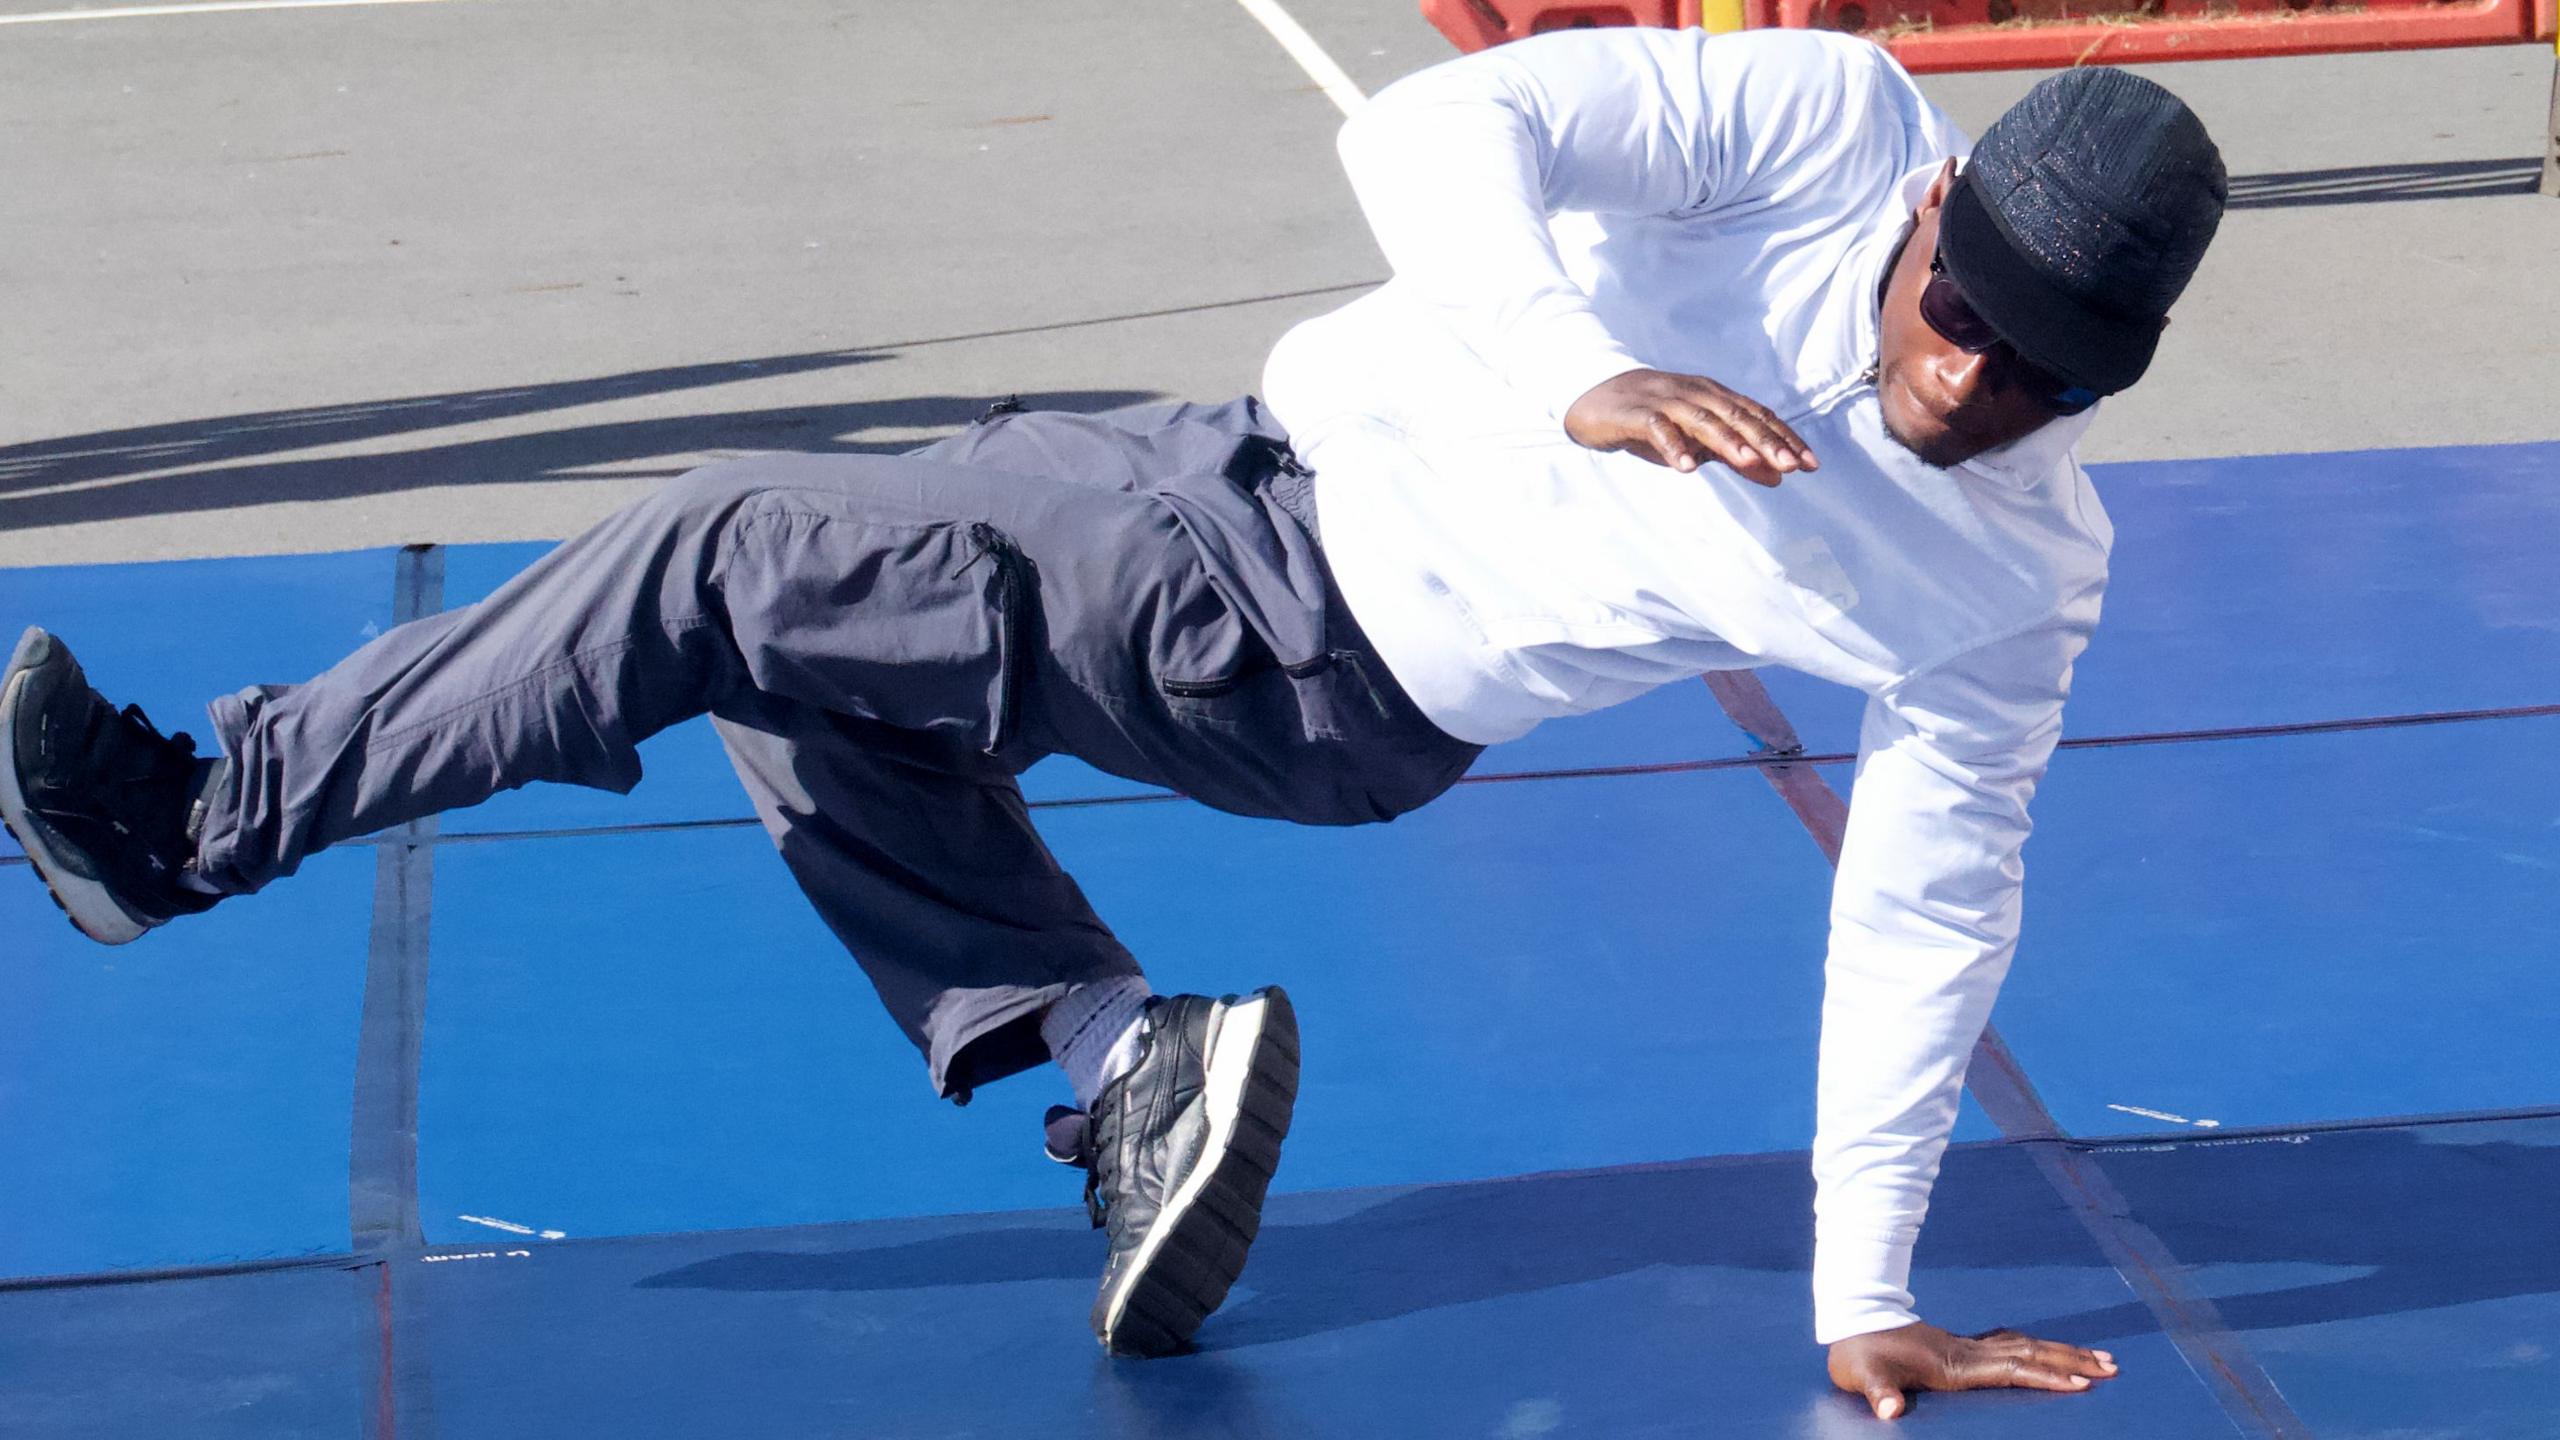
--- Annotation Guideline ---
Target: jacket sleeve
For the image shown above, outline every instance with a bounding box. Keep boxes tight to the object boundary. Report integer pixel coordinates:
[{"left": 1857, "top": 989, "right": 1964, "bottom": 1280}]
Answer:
[
  {"left": 1334, "top": 28, "right": 1886, "bottom": 422},
  {"left": 1809, "top": 609, "right": 2092, "bottom": 1344}
]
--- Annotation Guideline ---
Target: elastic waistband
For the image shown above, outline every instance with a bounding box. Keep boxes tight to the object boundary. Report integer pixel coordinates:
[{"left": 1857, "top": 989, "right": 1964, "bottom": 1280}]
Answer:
[
  {"left": 1252, "top": 449, "right": 1479, "bottom": 764},
  {"left": 1263, "top": 454, "right": 1322, "bottom": 549},
  {"left": 1223, "top": 431, "right": 1322, "bottom": 550}
]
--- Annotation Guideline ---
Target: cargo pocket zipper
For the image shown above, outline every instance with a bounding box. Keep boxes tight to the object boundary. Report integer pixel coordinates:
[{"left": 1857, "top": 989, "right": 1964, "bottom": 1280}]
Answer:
[
  {"left": 1162, "top": 649, "right": 1389, "bottom": 722},
  {"left": 1159, "top": 672, "right": 1246, "bottom": 700},
  {"left": 961, "top": 523, "right": 1032, "bottom": 755},
  {"left": 1159, "top": 644, "right": 1325, "bottom": 700}
]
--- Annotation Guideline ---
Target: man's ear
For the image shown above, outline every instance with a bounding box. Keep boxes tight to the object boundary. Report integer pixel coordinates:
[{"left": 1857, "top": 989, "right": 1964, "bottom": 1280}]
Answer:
[{"left": 1914, "top": 157, "right": 1959, "bottom": 221}]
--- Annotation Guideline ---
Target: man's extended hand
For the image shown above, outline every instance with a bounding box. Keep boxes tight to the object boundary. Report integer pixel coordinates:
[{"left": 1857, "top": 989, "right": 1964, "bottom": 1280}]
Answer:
[
  {"left": 1562, "top": 368, "right": 1818, "bottom": 486},
  {"left": 1828, "top": 1321, "right": 2119, "bottom": 1421}
]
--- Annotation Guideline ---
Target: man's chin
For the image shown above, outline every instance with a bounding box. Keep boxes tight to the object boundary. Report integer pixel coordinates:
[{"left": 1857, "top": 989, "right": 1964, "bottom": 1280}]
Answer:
[{"left": 1881, "top": 404, "right": 1986, "bottom": 471}]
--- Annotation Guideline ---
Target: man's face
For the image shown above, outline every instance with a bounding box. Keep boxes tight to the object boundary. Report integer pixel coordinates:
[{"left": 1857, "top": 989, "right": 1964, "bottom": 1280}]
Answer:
[{"left": 1875, "top": 164, "right": 2082, "bottom": 470}]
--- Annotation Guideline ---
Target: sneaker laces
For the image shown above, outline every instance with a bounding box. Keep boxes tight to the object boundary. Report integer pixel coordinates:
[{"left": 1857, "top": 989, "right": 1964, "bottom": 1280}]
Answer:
[
  {"left": 36, "top": 700, "right": 200, "bottom": 863},
  {"left": 84, "top": 703, "right": 197, "bottom": 786},
  {"left": 1043, "top": 1105, "right": 1106, "bottom": 1228}
]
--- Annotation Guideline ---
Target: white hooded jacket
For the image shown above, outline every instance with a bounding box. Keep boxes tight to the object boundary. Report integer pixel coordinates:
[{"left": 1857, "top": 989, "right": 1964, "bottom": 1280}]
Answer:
[{"left": 1261, "top": 27, "right": 2112, "bottom": 1343}]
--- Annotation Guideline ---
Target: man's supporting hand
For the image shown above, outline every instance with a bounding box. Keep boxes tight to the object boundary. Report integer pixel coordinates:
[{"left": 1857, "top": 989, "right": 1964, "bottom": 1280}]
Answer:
[
  {"left": 1562, "top": 369, "right": 1819, "bottom": 486},
  {"left": 1828, "top": 1321, "right": 2120, "bottom": 1421}
]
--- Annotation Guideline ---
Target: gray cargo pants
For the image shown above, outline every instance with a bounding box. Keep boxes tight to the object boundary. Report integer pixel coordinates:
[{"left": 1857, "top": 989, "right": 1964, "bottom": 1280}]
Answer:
[{"left": 188, "top": 398, "right": 1480, "bottom": 1099}]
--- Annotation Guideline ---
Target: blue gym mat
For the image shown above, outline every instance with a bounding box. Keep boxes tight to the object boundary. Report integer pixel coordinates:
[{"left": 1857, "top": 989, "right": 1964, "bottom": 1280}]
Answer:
[{"left": 3, "top": 437, "right": 2555, "bottom": 1437}]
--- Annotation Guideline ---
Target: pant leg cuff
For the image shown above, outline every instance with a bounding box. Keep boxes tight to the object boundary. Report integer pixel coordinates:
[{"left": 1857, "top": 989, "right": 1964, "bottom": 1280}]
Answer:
[
  {"left": 187, "top": 686, "right": 270, "bottom": 892},
  {"left": 924, "top": 967, "right": 1141, "bottom": 1105}
]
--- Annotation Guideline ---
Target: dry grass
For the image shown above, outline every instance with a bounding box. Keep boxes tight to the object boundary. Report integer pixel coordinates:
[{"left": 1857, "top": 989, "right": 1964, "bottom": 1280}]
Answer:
[{"left": 1861, "top": 0, "right": 2371, "bottom": 38}]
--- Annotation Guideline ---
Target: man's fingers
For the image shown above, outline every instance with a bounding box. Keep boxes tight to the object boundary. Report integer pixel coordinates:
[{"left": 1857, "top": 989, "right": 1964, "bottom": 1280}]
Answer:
[
  {"left": 1949, "top": 1348, "right": 2109, "bottom": 1394},
  {"left": 2033, "top": 1341, "right": 2119, "bottom": 1379},
  {"left": 1645, "top": 414, "right": 1701, "bottom": 472},
  {"left": 1832, "top": 1323, "right": 2116, "bottom": 1420},
  {"left": 1668, "top": 402, "right": 1772, "bottom": 474},
  {"left": 1564, "top": 370, "right": 1819, "bottom": 475},
  {"left": 1663, "top": 405, "right": 1784, "bottom": 487},
  {"left": 1672, "top": 399, "right": 1783, "bottom": 472},
  {"left": 1734, "top": 398, "right": 1817, "bottom": 469},
  {"left": 1743, "top": 400, "right": 1818, "bottom": 470},
  {"left": 1683, "top": 394, "right": 1810, "bottom": 474},
  {"left": 1971, "top": 1331, "right": 2119, "bottom": 1380},
  {"left": 1670, "top": 382, "right": 1819, "bottom": 470},
  {"left": 1999, "top": 1364, "right": 2098, "bottom": 1394}
]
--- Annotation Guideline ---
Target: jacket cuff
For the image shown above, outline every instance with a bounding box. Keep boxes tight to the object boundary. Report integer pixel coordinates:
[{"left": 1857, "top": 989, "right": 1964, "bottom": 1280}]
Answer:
[
  {"left": 1500, "top": 316, "right": 1647, "bottom": 425},
  {"left": 1812, "top": 1228, "right": 1921, "bottom": 1345}
]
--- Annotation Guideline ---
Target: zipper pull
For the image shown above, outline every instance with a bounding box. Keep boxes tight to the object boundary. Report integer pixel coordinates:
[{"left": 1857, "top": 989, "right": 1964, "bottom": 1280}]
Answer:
[{"left": 1859, "top": 360, "right": 1880, "bottom": 388}]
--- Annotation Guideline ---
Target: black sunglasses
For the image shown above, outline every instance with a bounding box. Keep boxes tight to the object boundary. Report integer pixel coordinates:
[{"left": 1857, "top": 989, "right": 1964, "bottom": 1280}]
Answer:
[{"left": 1921, "top": 250, "right": 2100, "bottom": 417}]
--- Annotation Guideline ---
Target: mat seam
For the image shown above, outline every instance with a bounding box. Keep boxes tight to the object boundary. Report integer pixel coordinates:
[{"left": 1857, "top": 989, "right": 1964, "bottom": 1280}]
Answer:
[
  {"left": 8, "top": 1098, "right": 2556, "bottom": 1294},
  {"left": 351, "top": 543, "right": 443, "bottom": 1440}
]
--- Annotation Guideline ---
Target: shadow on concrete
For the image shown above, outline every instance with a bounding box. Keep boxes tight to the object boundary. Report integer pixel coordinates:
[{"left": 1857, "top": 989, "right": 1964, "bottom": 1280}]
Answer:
[
  {"left": 2226, "top": 157, "right": 2545, "bottom": 210},
  {"left": 0, "top": 347, "right": 1157, "bottom": 530}
]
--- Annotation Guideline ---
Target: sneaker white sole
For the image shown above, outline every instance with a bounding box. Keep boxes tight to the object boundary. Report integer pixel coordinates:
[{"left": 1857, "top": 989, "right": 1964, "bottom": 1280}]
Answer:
[
  {"left": 0, "top": 639, "right": 152, "bottom": 947},
  {"left": 1095, "top": 987, "right": 1299, "bottom": 1356}
]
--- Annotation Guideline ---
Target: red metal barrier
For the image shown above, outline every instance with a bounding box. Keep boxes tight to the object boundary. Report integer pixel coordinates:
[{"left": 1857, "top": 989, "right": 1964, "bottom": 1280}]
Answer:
[
  {"left": 1808, "top": 0, "right": 2548, "bottom": 73},
  {"left": 1420, "top": 0, "right": 1702, "bottom": 52},
  {"left": 1426, "top": 0, "right": 2552, "bottom": 71}
]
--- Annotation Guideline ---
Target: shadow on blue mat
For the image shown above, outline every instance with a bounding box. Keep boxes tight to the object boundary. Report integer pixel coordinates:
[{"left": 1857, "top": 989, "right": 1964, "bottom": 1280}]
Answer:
[
  {"left": 2017, "top": 1126, "right": 2558, "bottom": 1339},
  {"left": 633, "top": 1153, "right": 2024, "bottom": 1348},
  {"left": 635, "top": 1126, "right": 2558, "bottom": 1350}
]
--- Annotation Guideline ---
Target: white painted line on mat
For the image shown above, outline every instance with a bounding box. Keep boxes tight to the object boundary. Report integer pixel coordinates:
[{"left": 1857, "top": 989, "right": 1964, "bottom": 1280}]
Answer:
[
  {"left": 457, "top": 1213, "right": 567, "bottom": 1240},
  {"left": 2106, "top": 1103, "right": 2223, "bottom": 1129},
  {"left": 1231, "top": 0, "right": 1367, "bottom": 117},
  {"left": 0, "top": 0, "right": 464, "bottom": 27}
]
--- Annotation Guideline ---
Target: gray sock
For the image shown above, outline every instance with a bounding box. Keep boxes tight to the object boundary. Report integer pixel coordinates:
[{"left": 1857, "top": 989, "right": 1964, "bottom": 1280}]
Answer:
[
  {"left": 1040, "top": 975, "right": 1153, "bottom": 1109},
  {"left": 175, "top": 756, "right": 232, "bottom": 897}
]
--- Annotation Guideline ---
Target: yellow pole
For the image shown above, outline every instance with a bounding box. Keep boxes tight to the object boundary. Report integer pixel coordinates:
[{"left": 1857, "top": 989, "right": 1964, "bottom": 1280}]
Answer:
[{"left": 1699, "top": 0, "right": 1748, "bottom": 31}]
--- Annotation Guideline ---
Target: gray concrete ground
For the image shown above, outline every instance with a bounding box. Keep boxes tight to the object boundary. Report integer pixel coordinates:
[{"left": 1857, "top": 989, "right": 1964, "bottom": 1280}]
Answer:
[{"left": 0, "top": 0, "right": 2551, "bottom": 565}]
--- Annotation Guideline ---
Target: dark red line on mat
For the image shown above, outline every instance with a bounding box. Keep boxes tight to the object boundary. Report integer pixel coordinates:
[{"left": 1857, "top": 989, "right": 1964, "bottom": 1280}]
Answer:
[
  {"left": 2075, "top": 1100, "right": 2560, "bottom": 1148},
  {"left": 1701, "top": 670, "right": 2314, "bottom": 1440},
  {"left": 3, "top": 695, "right": 2552, "bottom": 867},
  {"left": 1962, "top": 1025, "right": 2064, "bottom": 1143},
  {"left": 0, "top": 1252, "right": 363, "bottom": 1294},
  {"left": 1475, "top": 696, "right": 2560, "bottom": 788},
  {"left": 415, "top": 696, "right": 2560, "bottom": 849},
  {"left": 2052, "top": 700, "right": 2560, "bottom": 752}
]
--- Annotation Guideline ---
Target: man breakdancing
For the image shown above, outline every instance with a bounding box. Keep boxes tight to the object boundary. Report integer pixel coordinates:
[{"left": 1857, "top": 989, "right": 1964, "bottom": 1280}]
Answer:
[{"left": 2, "top": 29, "right": 2223, "bottom": 1418}]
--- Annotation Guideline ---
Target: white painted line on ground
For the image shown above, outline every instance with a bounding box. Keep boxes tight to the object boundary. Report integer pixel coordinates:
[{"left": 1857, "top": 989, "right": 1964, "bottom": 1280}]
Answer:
[
  {"left": 2106, "top": 1103, "right": 2223, "bottom": 1129},
  {"left": 0, "top": 0, "right": 464, "bottom": 27},
  {"left": 1231, "top": 0, "right": 1367, "bottom": 117}
]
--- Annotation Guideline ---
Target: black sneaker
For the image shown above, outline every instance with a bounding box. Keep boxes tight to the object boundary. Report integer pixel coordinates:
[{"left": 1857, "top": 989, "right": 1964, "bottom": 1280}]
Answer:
[
  {"left": 1043, "top": 987, "right": 1300, "bottom": 1357},
  {"left": 1, "top": 627, "right": 220, "bottom": 945}
]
